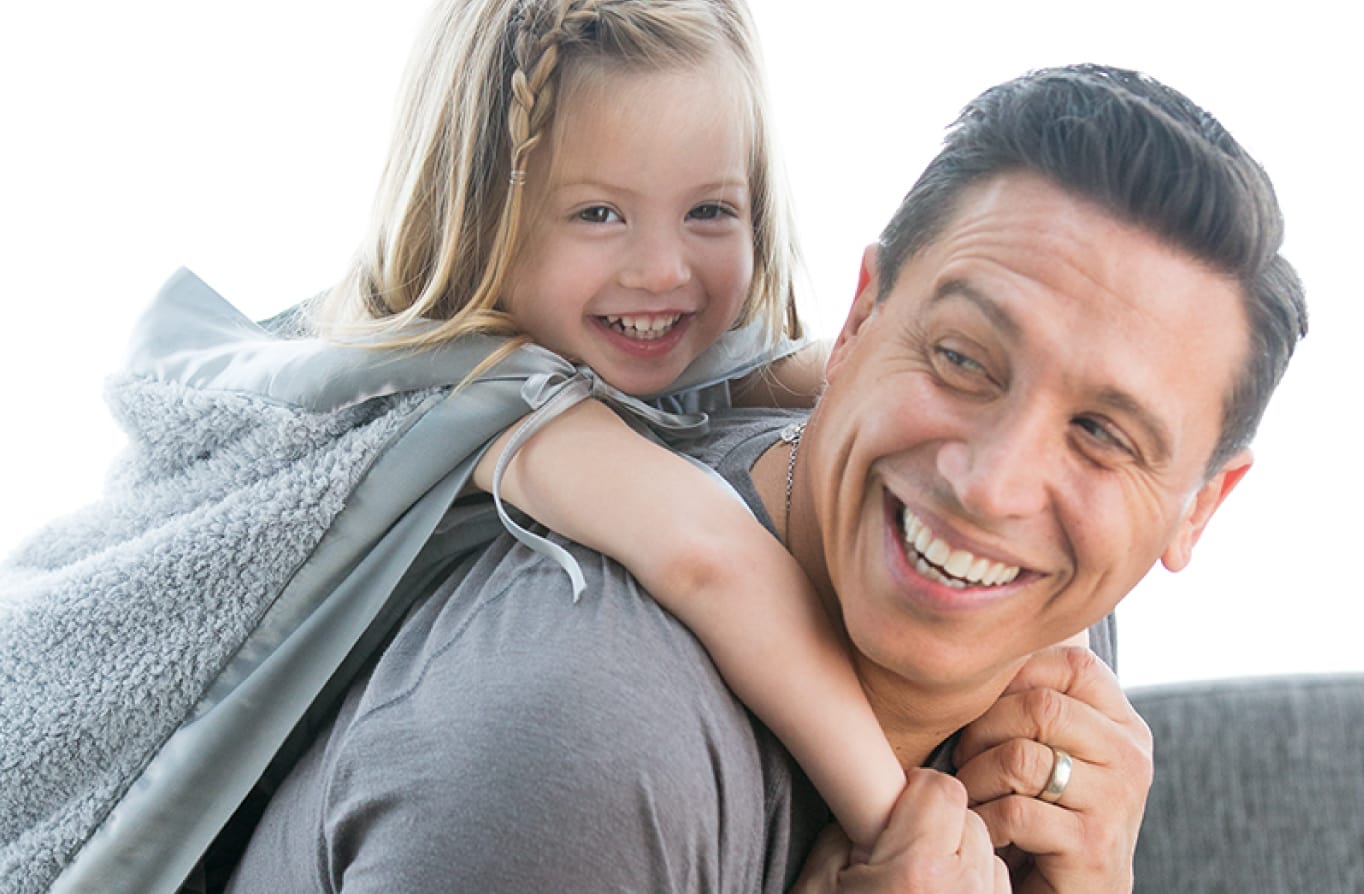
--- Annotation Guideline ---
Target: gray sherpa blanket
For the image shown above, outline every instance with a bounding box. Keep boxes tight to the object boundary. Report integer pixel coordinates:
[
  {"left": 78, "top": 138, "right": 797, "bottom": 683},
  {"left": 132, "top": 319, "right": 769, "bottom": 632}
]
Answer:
[{"left": 0, "top": 269, "right": 787, "bottom": 894}]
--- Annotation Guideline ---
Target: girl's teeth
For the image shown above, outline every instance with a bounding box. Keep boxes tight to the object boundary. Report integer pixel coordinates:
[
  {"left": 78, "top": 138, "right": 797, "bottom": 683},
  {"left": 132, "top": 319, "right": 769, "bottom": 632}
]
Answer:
[{"left": 603, "top": 313, "right": 682, "bottom": 339}]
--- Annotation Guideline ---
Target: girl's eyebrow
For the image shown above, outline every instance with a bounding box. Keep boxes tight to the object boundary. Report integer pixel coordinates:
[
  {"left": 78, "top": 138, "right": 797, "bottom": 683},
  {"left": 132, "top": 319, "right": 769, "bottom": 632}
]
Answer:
[{"left": 550, "top": 177, "right": 750, "bottom": 196}]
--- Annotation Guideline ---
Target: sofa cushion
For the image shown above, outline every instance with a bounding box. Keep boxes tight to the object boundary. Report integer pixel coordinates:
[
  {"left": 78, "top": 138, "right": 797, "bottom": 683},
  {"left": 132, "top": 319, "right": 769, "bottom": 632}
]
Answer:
[{"left": 1130, "top": 674, "right": 1364, "bottom": 893}]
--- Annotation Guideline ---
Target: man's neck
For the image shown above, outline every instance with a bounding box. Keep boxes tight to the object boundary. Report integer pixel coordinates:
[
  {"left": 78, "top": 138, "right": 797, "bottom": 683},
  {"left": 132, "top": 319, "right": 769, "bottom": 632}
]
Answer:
[{"left": 750, "top": 427, "right": 1017, "bottom": 770}]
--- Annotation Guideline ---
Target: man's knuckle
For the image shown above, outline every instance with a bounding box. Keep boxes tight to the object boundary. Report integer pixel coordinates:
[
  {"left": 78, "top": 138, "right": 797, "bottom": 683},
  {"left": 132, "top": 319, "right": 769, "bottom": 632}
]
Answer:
[
  {"left": 1116, "top": 716, "right": 1155, "bottom": 787},
  {"left": 1064, "top": 643, "right": 1101, "bottom": 677},
  {"left": 998, "top": 738, "right": 1046, "bottom": 793},
  {"left": 1023, "top": 686, "right": 1066, "bottom": 739},
  {"left": 908, "top": 766, "right": 966, "bottom": 801},
  {"left": 1133, "top": 712, "right": 1155, "bottom": 754},
  {"left": 995, "top": 793, "right": 1032, "bottom": 831}
]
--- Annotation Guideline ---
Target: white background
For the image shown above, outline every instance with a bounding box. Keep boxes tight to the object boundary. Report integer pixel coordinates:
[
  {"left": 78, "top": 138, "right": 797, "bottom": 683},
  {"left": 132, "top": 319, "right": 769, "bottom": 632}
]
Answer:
[{"left": 1, "top": 2, "right": 1357, "bottom": 687}]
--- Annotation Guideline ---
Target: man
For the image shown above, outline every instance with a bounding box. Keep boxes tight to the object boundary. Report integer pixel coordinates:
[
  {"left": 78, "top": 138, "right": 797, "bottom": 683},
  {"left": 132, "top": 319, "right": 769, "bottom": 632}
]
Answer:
[{"left": 227, "top": 64, "right": 1305, "bottom": 892}]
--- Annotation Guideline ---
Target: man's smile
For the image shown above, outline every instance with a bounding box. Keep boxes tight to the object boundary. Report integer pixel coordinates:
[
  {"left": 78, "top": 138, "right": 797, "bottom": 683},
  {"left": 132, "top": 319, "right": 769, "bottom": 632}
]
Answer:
[
  {"left": 882, "top": 486, "right": 1029, "bottom": 596},
  {"left": 898, "top": 507, "right": 1022, "bottom": 589}
]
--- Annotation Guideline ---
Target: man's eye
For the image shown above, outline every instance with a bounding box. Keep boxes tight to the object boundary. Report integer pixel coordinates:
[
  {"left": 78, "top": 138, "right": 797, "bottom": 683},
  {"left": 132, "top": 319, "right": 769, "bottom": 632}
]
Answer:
[
  {"left": 577, "top": 206, "right": 621, "bottom": 224},
  {"left": 688, "top": 203, "right": 734, "bottom": 221},
  {"left": 1074, "top": 416, "right": 1134, "bottom": 455},
  {"left": 936, "top": 346, "right": 984, "bottom": 373}
]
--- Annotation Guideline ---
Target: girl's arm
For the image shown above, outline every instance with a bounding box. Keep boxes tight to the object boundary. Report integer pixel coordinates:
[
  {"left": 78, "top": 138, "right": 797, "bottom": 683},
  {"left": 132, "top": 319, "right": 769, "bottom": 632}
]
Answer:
[
  {"left": 472, "top": 399, "right": 903, "bottom": 850},
  {"left": 730, "top": 340, "right": 831, "bottom": 409}
]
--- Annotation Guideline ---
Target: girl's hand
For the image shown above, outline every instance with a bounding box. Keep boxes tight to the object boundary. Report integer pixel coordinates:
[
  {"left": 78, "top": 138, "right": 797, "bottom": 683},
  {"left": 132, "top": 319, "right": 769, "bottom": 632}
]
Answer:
[
  {"left": 953, "top": 646, "right": 1154, "bottom": 893},
  {"left": 790, "top": 769, "right": 1009, "bottom": 893}
]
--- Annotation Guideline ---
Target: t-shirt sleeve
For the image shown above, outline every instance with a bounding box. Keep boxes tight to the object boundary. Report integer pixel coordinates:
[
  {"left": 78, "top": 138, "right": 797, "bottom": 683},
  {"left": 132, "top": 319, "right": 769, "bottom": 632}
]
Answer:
[{"left": 1088, "top": 612, "right": 1119, "bottom": 672}]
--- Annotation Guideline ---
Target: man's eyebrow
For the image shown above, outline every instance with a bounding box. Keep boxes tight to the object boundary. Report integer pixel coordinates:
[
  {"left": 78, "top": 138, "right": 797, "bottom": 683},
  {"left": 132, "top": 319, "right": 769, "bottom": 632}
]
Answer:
[
  {"left": 931, "top": 278, "right": 1174, "bottom": 465},
  {"left": 930, "top": 279, "right": 1021, "bottom": 339},
  {"left": 1095, "top": 387, "right": 1173, "bottom": 466}
]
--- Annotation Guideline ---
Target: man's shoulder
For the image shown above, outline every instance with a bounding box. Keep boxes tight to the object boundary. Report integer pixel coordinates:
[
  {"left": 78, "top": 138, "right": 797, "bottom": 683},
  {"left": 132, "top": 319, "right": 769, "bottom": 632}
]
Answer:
[
  {"left": 344, "top": 535, "right": 758, "bottom": 758},
  {"left": 676, "top": 407, "right": 801, "bottom": 500},
  {"left": 315, "top": 538, "right": 822, "bottom": 892},
  {"left": 680, "top": 407, "right": 796, "bottom": 463}
]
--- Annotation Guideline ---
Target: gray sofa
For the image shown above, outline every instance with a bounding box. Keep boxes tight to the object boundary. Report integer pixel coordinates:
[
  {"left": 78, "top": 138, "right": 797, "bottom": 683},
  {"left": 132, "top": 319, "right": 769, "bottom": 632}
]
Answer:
[{"left": 1130, "top": 674, "right": 1364, "bottom": 893}]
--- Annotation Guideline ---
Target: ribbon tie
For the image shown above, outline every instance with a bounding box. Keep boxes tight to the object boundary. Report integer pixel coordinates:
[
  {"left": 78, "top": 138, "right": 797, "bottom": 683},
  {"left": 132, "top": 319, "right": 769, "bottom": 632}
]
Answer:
[{"left": 490, "top": 363, "right": 711, "bottom": 600}]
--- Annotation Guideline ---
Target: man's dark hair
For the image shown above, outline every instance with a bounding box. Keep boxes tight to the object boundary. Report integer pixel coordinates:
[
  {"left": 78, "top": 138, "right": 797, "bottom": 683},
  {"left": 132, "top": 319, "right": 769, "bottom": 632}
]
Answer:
[{"left": 877, "top": 64, "right": 1307, "bottom": 474}]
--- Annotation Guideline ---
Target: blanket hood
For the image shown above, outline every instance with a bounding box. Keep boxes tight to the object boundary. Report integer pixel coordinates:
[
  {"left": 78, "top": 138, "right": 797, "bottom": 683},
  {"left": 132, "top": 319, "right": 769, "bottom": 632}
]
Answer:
[{"left": 0, "top": 269, "right": 789, "bottom": 894}]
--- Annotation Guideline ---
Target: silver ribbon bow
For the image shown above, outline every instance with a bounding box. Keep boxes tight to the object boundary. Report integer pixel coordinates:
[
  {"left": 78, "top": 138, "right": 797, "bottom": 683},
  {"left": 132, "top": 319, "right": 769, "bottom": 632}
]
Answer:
[{"left": 490, "top": 364, "right": 711, "bottom": 600}]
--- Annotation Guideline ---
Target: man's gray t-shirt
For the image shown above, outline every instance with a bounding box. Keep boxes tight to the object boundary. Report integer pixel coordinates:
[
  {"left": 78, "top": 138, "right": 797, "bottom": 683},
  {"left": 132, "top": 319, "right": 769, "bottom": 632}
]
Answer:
[{"left": 227, "top": 410, "right": 828, "bottom": 893}]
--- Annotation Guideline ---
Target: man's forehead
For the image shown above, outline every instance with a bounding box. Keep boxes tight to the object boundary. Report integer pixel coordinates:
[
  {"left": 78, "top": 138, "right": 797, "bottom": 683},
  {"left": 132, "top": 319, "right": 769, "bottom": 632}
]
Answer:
[
  {"left": 904, "top": 173, "right": 1237, "bottom": 325},
  {"left": 933, "top": 174, "right": 1118, "bottom": 253}
]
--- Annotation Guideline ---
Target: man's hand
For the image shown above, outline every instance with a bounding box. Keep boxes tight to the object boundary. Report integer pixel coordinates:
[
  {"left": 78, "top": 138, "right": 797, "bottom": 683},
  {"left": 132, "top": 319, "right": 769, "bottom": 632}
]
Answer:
[
  {"left": 953, "top": 647, "right": 1153, "bottom": 893},
  {"left": 790, "top": 768, "right": 1009, "bottom": 893}
]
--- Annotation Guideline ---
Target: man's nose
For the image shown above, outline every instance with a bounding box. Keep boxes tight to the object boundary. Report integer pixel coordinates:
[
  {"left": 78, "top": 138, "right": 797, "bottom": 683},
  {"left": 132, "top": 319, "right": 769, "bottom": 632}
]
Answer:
[
  {"left": 935, "top": 406, "right": 1053, "bottom": 520},
  {"left": 620, "top": 227, "right": 691, "bottom": 294}
]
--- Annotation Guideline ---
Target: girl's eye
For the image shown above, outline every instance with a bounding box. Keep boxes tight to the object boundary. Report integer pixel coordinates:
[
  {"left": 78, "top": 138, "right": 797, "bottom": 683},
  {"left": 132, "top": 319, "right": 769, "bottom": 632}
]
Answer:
[
  {"left": 688, "top": 202, "right": 735, "bottom": 221},
  {"left": 577, "top": 206, "right": 621, "bottom": 224}
]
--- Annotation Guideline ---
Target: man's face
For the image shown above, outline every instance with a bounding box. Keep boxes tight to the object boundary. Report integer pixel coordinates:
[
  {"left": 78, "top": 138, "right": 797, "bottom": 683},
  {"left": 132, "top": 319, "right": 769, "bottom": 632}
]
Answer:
[{"left": 809, "top": 173, "right": 1251, "bottom": 693}]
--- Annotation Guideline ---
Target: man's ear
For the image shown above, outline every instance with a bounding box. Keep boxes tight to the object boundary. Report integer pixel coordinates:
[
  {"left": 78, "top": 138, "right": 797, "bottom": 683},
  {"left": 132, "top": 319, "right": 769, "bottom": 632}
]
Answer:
[
  {"left": 826, "top": 243, "right": 882, "bottom": 382},
  {"left": 1161, "top": 449, "right": 1253, "bottom": 572}
]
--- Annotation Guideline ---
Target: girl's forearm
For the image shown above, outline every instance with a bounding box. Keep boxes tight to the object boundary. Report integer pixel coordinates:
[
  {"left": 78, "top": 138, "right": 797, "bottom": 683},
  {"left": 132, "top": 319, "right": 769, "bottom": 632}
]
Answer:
[
  {"left": 662, "top": 529, "right": 905, "bottom": 851},
  {"left": 473, "top": 399, "right": 904, "bottom": 848}
]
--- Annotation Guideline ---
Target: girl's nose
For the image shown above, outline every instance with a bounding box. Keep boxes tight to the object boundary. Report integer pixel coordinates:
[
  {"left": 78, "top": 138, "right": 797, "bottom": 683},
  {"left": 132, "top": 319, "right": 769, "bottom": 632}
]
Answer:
[{"left": 620, "top": 228, "right": 691, "bottom": 294}]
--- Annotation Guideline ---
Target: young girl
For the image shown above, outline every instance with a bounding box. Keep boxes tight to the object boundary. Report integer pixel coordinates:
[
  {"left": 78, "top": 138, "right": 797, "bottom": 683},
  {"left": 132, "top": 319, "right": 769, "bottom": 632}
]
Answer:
[
  {"left": 311, "top": 0, "right": 905, "bottom": 852},
  {"left": 0, "top": 2, "right": 903, "bottom": 886}
]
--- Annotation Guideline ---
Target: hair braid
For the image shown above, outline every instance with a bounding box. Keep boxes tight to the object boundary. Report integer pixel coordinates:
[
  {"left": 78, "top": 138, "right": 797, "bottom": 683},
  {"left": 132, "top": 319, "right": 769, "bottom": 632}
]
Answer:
[{"left": 471, "top": 1, "right": 600, "bottom": 311}]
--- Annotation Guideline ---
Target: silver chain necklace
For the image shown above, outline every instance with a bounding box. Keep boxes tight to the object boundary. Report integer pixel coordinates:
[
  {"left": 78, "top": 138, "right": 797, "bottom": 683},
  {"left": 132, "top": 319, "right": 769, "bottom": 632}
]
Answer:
[{"left": 779, "top": 420, "right": 806, "bottom": 541}]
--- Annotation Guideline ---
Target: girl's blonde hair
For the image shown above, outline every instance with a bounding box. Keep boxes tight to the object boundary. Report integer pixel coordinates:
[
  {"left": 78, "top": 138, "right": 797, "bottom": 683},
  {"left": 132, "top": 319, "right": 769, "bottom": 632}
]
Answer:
[{"left": 313, "top": 0, "right": 801, "bottom": 357}]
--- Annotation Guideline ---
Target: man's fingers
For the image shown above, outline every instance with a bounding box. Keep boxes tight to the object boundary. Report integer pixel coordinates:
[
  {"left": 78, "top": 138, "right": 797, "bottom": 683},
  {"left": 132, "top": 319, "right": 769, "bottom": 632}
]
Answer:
[
  {"left": 868, "top": 768, "right": 969, "bottom": 862},
  {"left": 998, "top": 645, "right": 1128, "bottom": 717},
  {"left": 957, "top": 807, "right": 995, "bottom": 866},
  {"left": 954, "top": 684, "right": 1112, "bottom": 768},
  {"left": 972, "top": 793, "right": 1083, "bottom": 856},
  {"left": 960, "top": 809, "right": 1013, "bottom": 894},
  {"left": 836, "top": 772, "right": 1010, "bottom": 893},
  {"left": 956, "top": 736, "right": 1087, "bottom": 807},
  {"left": 955, "top": 645, "right": 1151, "bottom": 769},
  {"left": 993, "top": 853, "right": 1011, "bottom": 893}
]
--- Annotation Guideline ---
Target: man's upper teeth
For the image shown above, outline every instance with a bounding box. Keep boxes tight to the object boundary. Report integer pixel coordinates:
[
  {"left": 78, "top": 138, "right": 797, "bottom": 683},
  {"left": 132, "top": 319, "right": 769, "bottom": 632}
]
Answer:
[{"left": 902, "top": 509, "right": 1020, "bottom": 586}]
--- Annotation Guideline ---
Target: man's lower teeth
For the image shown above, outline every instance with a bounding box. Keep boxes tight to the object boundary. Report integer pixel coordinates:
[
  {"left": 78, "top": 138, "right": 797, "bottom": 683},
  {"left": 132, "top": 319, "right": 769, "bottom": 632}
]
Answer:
[
  {"left": 907, "top": 545, "right": 981, "bottom": 589},
  {"left": 916, "top": 557, "right": 968, "bottom": 589}
]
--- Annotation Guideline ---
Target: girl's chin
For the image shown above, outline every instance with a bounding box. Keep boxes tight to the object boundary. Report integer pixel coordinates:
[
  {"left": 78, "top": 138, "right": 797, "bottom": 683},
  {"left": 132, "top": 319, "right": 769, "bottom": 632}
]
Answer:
[{"left": 590, "top": 363, "right": 685, "bottom": 397}]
